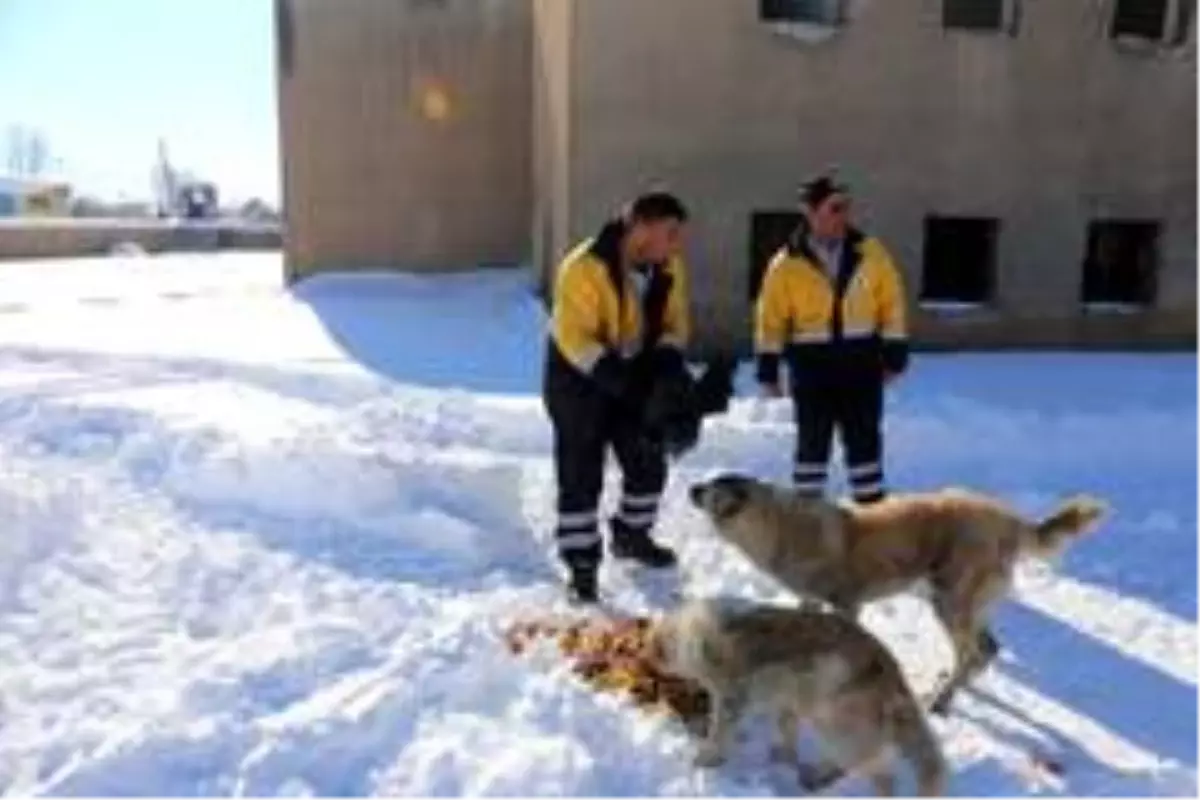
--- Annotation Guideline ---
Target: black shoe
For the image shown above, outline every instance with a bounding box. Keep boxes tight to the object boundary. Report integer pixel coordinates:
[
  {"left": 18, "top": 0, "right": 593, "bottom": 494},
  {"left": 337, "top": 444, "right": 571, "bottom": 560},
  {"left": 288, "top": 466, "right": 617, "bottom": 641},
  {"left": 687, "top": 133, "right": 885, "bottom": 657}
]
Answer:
[
  {"left": 566, "top": 566, "right": 599, "bottom": 605},
  {"left": 611, "top": 531, "right": 677, "bottom": 569}
]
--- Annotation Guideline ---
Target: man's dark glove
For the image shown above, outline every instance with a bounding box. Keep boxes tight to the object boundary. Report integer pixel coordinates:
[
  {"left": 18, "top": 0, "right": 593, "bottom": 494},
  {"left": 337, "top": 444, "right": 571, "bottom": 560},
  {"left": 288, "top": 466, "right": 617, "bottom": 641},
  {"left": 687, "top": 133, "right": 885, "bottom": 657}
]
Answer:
[
  {"left": 648, "top": 345, "right": 686, "bottom": 377},
  {"left": 881, "top": 339, "right": 909, "bottom": 376},
  {"left": 641, "top": 358, "right": 739, "bottom": 459},
  {"left": 591, "top": 351, "right": 628, "bottom": 401},
  {"left": 692, "top": 357, "right": 737, "bottom": 416},
  {"left": 755, "top": 352, "right": 781, "bottom": 386}
]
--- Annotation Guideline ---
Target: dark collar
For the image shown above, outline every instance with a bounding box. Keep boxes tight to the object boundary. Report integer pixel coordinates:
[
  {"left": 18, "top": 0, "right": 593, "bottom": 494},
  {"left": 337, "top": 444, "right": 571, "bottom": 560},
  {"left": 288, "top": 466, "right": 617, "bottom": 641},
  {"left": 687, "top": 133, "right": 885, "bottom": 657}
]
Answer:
[
  {"left": 787, "top": 220, "right": 865, "bottom": 262},
  {"left": 587, "top": 218, "right": 627, "bottom": 299},
  {"left": 588, "top": 218, "right": 668, "bottom": 295}
]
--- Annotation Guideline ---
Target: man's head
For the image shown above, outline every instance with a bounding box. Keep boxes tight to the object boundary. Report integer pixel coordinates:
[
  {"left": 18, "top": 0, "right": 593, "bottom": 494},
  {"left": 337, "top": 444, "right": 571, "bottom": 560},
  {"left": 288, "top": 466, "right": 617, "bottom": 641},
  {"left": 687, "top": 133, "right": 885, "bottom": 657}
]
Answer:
[
  {"left": 801, "top": 175, "right": 851, "bottom": 241},
  {"left": 622, "top": 191, "right": 689, "bottom": 265}
]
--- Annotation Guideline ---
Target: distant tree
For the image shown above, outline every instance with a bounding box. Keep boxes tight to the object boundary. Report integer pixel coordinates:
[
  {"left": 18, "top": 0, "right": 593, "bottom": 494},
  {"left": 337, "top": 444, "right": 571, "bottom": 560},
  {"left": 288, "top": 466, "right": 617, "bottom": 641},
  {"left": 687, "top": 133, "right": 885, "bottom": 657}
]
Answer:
[
  {"left": 5, "top": 125, "right": 53, "bottom": 178},
  {"left": 239, "top": 197, "right": 281, "bottom": 223}
]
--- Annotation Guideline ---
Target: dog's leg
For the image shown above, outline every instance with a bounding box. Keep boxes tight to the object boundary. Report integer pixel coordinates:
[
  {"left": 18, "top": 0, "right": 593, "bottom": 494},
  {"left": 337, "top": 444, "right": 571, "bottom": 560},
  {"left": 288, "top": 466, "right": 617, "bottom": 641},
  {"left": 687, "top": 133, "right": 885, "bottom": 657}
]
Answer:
[
  {"left": 977, "top": 627, "right": 1000, "bottom": 667},
  {"left": 796, "top": 759, "right": 845, "bottom": 794},
  {"left": 797, "top": 596, "right": 825, "bottom": 613},
  {"left": 930, "top": 593, "right": 996, "bottom": 715},
  {"left": 695, "top": 687, "right": 743, "bottom": 768},
  {"left": 825, "top": 587, "right": 862, "bottom": 621},
  {"left": 930, "top": 642, "right": 977, "bottom": 714},
  {"left": 769, "top": 706, "right": 801, "bottom": 766},
  {"left": 802, "top": 710, "right": 888, "bottom": 795},
  {"left": 866, "top": 767, "right": 897, "bottom": 797},
  {"left": 889, "top": 689, "right": 948, "bottom": 796},
  {"left": 835, "top": 600, "right": 862, "bottom": 620}
]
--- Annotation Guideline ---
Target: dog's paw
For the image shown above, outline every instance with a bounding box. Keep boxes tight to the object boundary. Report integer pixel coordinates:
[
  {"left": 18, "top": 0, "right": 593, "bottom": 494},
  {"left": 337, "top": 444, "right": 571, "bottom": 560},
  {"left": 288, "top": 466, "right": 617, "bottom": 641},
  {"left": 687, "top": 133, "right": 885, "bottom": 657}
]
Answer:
[
  {"left": 694, "top": 741, "right": 726, "bottom": 769},
  {"left": 929, "top": 690, "right": 954, "bottom": 716}
]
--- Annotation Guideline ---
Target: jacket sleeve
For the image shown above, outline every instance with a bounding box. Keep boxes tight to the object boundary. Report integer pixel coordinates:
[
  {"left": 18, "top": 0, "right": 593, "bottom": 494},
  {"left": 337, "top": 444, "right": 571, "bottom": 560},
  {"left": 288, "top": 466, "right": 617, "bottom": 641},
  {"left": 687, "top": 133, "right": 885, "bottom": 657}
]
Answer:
[
  {"left": 871, "top": 243, "right": 910, "bottom": 375},
  {"left": 550, "top": 259, "right": 626, "bottom": 396},
  {"left": 754, "top": 253, "right": 790, "bottom": 385}
]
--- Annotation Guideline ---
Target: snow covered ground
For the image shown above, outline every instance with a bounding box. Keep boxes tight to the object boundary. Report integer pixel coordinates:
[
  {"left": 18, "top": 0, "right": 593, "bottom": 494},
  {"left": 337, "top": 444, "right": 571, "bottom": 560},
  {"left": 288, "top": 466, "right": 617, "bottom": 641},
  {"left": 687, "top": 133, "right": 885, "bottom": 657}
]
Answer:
[{"left": 0, "top": 251, "right": 1194, "bottom": 796}]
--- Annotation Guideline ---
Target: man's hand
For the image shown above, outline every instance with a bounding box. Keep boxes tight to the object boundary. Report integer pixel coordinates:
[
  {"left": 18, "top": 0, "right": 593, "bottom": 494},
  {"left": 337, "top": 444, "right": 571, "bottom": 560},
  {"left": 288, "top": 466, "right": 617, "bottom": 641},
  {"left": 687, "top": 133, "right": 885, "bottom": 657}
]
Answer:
[
  {"left": 883, "top": 370, "right": 902, "bottom": 386},
  {"left": 759, "top": 382, "right": 784, "bottom": 399}
]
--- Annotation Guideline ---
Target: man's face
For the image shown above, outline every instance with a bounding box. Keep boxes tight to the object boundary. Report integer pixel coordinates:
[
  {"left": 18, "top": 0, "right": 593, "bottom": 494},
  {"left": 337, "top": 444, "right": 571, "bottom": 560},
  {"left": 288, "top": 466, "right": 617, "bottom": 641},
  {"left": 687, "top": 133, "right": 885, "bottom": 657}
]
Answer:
[
  {"left": 629, "top": 218, "right": 684, "bottom": 265},
  {"left": 807, "top": 192, "right": 851, "bottom": 241}
]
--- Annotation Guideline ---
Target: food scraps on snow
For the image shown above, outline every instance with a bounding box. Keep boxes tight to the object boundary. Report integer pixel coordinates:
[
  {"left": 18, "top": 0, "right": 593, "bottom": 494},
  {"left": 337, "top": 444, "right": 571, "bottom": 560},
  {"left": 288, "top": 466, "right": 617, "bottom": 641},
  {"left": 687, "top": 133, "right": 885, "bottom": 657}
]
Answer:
[{"left": 503, "top": 615, "right": 710, "bottom": 724}]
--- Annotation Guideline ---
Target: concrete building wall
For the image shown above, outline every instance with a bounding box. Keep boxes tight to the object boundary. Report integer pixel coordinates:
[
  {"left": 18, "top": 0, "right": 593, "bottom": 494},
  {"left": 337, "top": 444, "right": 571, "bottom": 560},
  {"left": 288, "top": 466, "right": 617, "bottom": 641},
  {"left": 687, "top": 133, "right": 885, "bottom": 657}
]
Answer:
[
  {"left": 277, "top": 0, "right": 532, "bottom": 280},
  {"left": 0, "top": 220, "right": 281, "bottom": 260},
  {"left": 537, "top": 0, "right": 1196, "bottom": 352},
  {"left": 531, "top": 0, "right": 575, "bottom": 295}
]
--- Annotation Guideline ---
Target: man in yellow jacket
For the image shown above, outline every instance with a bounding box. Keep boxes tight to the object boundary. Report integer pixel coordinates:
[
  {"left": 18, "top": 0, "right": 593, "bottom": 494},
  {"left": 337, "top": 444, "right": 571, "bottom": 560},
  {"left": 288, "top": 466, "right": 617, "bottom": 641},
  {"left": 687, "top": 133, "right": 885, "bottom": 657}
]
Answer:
[
  {"left": 543, "top": 192, "right": 691, "bottom": 604},
  {"left": 755, "top": 175, "right": 909, "bottom": 504}
]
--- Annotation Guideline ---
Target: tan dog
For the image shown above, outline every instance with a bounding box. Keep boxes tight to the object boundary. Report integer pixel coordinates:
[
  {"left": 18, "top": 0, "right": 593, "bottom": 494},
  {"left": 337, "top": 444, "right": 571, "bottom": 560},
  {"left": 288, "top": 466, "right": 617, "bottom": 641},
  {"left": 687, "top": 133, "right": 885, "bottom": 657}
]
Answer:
[
  {"left": 687, "top": 473, "right": 1107, "bottom": 714},
  {"left": 648, "top": 597, "right": 946, "bottom": 795}
]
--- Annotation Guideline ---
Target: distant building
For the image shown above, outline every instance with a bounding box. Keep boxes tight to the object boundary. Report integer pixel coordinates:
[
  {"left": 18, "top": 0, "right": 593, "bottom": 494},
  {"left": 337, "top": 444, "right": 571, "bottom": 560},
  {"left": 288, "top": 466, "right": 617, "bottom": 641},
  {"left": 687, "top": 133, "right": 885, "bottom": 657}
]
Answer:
[
  {"left": 0, "top": 175, "right": 72, "bottom": 217},
  {"left": 276, "top": 0, "right": 1196, "bottom": 350}
]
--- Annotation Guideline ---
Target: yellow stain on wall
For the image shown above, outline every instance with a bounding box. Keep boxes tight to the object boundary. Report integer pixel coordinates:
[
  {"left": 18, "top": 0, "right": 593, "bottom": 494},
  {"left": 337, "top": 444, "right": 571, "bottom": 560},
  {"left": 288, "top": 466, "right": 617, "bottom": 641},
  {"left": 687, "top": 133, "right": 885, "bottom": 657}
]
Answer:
[{"left": 417, "top": 81, "right": 453, "bottom": 123}]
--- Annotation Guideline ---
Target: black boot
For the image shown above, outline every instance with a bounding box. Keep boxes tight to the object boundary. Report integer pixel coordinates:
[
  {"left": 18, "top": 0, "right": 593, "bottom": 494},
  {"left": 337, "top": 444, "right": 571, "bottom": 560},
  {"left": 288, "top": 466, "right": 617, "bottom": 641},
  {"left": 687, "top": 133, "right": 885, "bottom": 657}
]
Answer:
[
  {"left": 610, "top": 518, "right": 677, "bottom": 569},
  {"left": 566, "top": 564, "right": 599, "bottom": 605}
]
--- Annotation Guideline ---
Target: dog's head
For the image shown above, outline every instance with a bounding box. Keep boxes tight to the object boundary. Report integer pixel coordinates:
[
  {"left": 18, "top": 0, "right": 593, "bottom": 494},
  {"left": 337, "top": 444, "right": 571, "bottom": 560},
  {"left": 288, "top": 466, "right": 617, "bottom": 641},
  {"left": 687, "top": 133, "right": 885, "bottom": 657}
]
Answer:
[
  {"left": 643, "top": 599, "right": 721, "bottom": 679},
  {"left": 688, "top": 472, "right": 759, "bottom": 523}
]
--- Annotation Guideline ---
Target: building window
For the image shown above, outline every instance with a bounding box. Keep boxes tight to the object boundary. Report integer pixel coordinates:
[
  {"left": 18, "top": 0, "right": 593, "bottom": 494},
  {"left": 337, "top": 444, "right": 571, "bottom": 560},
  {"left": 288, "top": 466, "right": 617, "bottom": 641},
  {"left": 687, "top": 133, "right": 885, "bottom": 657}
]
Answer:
[
  {"left": 749, "top": 211, "right": 803, "bottom": 300},
  {"left": 1110, "top": 0, "right": 1193, "bottom": 44},
  {"left": 759, "top": 0, "right": 844, "bottom": 26},
  {"left": 1081, "top": 220, "right": 1159, "bottom": 307},
  {"left": 920, "top": 216, "right": 998, "bottom": 306},
  {"left": 943, "top": 0, "right": 1006, "bottom": 31}
]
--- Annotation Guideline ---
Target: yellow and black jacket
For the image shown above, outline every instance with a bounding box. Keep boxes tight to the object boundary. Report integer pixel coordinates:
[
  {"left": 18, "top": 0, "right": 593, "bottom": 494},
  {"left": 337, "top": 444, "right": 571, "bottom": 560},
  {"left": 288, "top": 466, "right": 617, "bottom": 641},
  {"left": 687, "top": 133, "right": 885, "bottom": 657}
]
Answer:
[
  {"left": 544, "top": 220, "right": 689, "bottom": 404},
  {"left": 755, "top": 226, "right": 908, "bottom": 387}
]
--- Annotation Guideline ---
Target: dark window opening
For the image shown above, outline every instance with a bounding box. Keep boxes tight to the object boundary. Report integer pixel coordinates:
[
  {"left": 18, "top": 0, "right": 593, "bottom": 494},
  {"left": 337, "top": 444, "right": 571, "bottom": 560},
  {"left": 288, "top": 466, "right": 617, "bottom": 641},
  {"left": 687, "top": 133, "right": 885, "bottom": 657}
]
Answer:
[
  {"left": 920, "top": 216, "right": 998, "bottom": 304},
  {"left": 749, "top": 211, "right": 803, "bottom": 301},
  {"left": 1172, "top": 0, "right": 1195, "bottom": 45},
  {"left": 1081, "top": 220, "right": 1159, "bottom": 306},
  {"left": 1110, "top": 0, "right": 1169, "bottom": 40},
  {"left": 759, "top": 0, "right": 844, "bottom": 25},
  {"left": 943, "top": 0, "right": 1006, "bottom": 31}
]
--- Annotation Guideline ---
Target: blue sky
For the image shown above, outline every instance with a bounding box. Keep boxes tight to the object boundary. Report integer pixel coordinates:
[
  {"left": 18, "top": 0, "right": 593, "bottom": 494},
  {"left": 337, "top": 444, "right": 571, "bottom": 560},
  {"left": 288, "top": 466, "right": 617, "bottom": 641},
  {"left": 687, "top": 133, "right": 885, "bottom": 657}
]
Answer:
[{"left": 0, "top": 0, "right": 278, "bottom": 204}]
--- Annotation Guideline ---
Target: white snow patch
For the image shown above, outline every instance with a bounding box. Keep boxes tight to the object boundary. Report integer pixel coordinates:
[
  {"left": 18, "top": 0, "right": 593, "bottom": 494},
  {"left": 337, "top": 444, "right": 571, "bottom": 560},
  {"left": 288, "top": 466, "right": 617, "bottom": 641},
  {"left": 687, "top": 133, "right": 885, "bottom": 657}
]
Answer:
[{"left": 0, "top": 253, "right": 1193, "bottom": 796}]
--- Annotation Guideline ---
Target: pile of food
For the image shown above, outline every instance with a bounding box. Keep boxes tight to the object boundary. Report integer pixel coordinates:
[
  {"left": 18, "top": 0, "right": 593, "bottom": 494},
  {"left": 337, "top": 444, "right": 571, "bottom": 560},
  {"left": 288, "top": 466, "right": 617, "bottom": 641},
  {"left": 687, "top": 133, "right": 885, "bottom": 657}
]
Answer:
[{"left": 503, "top": 615, "right": 710, "bottom": 724}]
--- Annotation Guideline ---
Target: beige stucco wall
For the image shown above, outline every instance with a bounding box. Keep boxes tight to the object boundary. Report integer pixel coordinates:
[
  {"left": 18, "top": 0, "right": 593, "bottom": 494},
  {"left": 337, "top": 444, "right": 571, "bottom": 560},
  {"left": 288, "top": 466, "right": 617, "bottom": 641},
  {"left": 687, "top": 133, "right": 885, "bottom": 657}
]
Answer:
[
  {"left": 537, "top": 0, "right": 1196, "bottom": 352},
  {"left": 277, "top": 0, "right": 532, "bottom": 280}
]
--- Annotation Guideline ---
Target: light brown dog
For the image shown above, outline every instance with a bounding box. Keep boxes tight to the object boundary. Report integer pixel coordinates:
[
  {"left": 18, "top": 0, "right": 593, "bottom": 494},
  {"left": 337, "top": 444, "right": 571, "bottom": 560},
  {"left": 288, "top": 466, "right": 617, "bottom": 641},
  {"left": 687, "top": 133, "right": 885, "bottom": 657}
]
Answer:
[
  {"left": 687, "top": 473, "right": 1107, "bottom": 714},
  {"left": 648, "top": 597, "right": 947, "bottom": 795}
]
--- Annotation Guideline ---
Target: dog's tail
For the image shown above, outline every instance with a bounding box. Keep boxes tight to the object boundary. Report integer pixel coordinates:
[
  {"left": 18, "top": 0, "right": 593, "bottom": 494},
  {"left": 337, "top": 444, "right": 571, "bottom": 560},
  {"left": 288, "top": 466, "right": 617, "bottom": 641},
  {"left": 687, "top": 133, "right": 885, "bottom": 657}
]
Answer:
[{"left": 1026, "top": 494, "right": 1107, "bottom": 557}]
